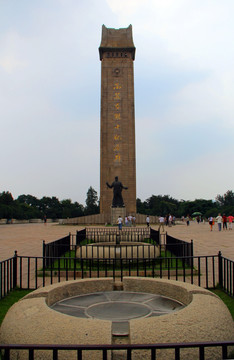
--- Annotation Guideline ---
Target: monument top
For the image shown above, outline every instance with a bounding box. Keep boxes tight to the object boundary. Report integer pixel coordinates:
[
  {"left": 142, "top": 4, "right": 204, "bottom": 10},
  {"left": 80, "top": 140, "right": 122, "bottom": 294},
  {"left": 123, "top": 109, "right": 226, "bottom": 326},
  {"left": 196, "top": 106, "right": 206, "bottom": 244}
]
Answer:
[{"left": 99, "top": 24, "right": 135, "bottom": 60}]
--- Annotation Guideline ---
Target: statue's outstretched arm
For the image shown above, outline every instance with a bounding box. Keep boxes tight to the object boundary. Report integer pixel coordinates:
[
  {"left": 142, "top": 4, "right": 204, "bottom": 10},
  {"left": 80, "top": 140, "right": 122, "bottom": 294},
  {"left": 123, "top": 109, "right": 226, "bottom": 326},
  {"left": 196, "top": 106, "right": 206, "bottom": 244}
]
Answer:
[
  {"left": 121, "top": 183, "right": 128, "bottom": 190},
  {"left": 106, "top": 182, "right": 112, "bottom": 188}
]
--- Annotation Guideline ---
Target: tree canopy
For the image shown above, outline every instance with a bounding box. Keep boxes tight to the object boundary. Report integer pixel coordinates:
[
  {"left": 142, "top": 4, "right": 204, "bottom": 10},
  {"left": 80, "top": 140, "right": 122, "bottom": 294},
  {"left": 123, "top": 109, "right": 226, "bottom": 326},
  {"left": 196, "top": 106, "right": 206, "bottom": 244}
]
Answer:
[
  {"left": 0, "top": 189, "right": 233, "bottom": 220},
  {"left": 136, "top": 190, "right": 234, "bottom": 218}
]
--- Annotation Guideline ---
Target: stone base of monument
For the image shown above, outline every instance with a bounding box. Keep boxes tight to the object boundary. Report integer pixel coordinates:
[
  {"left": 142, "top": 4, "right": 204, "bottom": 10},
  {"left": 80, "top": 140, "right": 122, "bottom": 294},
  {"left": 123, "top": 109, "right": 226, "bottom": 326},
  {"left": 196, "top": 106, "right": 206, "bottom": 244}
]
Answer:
[{"left": 111, "top": 207, "right": 126, "bottom": 225}]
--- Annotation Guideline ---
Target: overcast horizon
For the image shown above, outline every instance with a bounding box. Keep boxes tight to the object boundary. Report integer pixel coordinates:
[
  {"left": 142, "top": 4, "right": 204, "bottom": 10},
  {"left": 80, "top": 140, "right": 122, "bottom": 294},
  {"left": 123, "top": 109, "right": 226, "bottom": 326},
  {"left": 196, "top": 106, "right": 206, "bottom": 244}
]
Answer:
[{"left": 1, "top": 0, "right": 233, "bottom": 205}]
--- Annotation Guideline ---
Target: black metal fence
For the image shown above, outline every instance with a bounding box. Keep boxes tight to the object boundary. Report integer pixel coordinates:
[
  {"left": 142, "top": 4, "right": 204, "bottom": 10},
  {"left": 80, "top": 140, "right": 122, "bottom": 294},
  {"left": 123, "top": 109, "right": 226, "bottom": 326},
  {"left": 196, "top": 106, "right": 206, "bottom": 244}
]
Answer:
[
  {"left": 1, "top": 252, "right": 231, "bottom": 295},
  {"left": 166, "top": 234, "right": 193, "bottom": 267},
  {"left": 219, "top": 252, "right": 234, "bottom": 297},
  {"left": 42, "top": 235, "right": 70, "bottom": 267},
  {"left": 150, "top": 228, "right": 160, "bottom": 245},
  {"left": 76, "top": 228, "right": 86, "bottom": 244},
  {"left": 1, "top": 341, "right": 233, "bottom": 360},
  {"left": 2, "top": 252, "right": 234, "bottom": 296},
  {"left": 41, "top": 230, "right": 194, "bottom": 265},
  {"left": 0, "top": 252, "right": 17, "bottom": 299}
]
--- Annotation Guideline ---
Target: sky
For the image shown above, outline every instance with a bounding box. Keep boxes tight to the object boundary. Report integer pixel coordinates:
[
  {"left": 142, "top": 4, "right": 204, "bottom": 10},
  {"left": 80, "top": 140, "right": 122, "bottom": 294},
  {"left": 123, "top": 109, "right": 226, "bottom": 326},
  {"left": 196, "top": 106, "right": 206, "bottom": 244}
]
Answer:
[{"left": 1, "top": 0, "right": 234, "bottom": 206}]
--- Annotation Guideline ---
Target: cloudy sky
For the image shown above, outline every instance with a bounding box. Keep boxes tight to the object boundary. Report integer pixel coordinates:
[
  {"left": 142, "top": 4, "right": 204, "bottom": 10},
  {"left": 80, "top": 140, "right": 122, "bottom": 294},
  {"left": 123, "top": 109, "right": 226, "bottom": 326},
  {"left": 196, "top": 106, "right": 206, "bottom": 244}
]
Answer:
[{"left": 1, "top": 0, "right": 233, "bottom": 205}]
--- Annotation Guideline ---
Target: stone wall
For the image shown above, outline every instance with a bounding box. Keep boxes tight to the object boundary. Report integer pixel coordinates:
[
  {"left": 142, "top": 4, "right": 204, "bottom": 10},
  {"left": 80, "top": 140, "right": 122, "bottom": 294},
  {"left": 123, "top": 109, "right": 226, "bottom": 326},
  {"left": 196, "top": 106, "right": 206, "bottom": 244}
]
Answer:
[{"left": 61, "top": 213, "right": 158, "bottom": 225}]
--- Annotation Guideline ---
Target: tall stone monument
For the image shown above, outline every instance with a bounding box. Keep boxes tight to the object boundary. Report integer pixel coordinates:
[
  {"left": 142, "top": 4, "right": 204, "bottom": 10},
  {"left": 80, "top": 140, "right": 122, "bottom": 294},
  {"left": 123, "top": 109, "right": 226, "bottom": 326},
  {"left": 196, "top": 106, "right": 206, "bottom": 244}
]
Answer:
[{"left": 99, "top": 25, "right": 136, "bottom": 219}]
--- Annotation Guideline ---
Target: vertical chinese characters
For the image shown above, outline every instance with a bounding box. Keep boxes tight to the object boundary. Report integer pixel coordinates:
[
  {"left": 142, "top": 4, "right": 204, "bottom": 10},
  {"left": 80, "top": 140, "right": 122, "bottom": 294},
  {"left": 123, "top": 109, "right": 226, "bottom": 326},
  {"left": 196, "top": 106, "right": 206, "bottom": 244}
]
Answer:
[{"left": 113, "top": 82, "right": 122, "bottom": 163}]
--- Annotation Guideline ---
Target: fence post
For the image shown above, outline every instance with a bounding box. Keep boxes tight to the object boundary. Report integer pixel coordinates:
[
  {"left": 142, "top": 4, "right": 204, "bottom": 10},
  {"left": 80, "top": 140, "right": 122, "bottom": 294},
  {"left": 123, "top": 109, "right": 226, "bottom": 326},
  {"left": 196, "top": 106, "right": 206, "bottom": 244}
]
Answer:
[
  {"left": 13, "top": 250, "right": 18, "bottom": 289},
  {"left": 191, "top": 239, "right": 194, "bottom": 269},
  {"left": 42, "top": 240, "right": 46, "bottom": 270},
  {"left": 218, "top": 251, "right": 223, "bottom": 288}
]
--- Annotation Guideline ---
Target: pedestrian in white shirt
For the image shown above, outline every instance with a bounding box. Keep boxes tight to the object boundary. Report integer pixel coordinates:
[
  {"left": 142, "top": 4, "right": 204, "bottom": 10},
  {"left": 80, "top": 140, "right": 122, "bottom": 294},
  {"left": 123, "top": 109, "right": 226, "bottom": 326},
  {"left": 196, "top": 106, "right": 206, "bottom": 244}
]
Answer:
[{"left": 158, "top": 216, "right": 165, "bottom": 232}]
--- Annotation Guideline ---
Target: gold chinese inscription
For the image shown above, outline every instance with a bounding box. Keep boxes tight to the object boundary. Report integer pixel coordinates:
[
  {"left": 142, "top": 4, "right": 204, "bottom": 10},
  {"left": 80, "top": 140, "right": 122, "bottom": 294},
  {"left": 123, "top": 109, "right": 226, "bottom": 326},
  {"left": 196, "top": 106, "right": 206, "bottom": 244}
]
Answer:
[
  {"left": 113, "top": 82, "right": 122, "bottom": 90},
  {"left": 113, "top": 81, "right": 122, "bottom": 163}
]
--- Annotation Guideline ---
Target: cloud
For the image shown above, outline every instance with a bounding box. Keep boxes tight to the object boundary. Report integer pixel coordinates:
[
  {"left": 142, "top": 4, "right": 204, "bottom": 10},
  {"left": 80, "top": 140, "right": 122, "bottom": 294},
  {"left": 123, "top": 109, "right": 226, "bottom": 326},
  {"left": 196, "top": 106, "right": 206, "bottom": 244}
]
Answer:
[
  {"left": 0, "top": 0, "right": 233, "bottom": 204},
  {"left": 106, "top": 0, "right": 145, "bottom": 16}
]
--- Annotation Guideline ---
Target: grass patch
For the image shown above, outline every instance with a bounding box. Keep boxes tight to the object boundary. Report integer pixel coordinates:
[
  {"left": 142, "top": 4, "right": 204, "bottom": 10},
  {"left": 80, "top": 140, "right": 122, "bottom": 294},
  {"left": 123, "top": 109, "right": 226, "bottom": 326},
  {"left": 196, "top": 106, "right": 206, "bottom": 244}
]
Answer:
[
  {"left": 210, "top": 288, "right": 234, "bottom": 320},
  {"left": 0, "top": 289, "right": 32, "bottom": 326},
  {"left": 41, "top": 250, "right": 190, "bottom": 272}
]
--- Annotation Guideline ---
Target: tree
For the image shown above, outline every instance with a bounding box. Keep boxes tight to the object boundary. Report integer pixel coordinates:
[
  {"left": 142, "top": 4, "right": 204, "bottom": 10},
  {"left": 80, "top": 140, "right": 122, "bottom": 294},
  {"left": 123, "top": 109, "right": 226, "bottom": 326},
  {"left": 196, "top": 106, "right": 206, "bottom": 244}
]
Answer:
[
  {"left": 0, "top": 192, "right": 14, "bottom": 220},
  {"left": 143, "top": 195, "right": 179, "bottom": 216},
  {"left": 85, "top": 187, "right": 99, "bottom": 215},
  {"left": 136, "top": 198, "right": 146, "bottom": 214},
  {"left": 0, "top": 191, "right": 14, "bottom": 205},
  {"left": 39, "top": 196, "right": 62, "bottom": 219},
  {"left": 17, "top": 194, "right": 40, "bottom": 208},
  {"left": 61, "top": 199, "right": 84, "bottom": 218},
  {"left": 216, "top": 190, "right": 234, "bottom": 207}
]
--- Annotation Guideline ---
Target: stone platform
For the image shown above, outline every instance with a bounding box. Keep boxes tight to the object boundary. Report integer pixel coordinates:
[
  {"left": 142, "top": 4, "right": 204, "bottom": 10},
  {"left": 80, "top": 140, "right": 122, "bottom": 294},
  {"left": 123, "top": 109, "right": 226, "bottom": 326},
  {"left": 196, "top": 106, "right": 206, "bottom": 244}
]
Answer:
[
  {"left": 76, "top": 241, "right": 160, "bottom": 259},
  {"left": 1, "top": 277, "right": 233, "bottom": 360},
  {"left": 111, "top": 207, "right": 126, "bottom": 225}
]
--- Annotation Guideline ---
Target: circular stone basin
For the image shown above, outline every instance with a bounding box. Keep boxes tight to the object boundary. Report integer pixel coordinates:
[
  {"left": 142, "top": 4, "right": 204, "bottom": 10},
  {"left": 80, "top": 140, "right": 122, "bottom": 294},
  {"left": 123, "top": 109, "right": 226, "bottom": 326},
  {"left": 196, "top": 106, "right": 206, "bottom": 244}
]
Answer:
[
  {"left": 1, "top": 278, "right": 234, "bottom": 360},
  {"left": 76, "top": 242, "right": 160, "bottom": 259},
  {"left": 51, "top": 291, "right": 184, "bottom": 321}
]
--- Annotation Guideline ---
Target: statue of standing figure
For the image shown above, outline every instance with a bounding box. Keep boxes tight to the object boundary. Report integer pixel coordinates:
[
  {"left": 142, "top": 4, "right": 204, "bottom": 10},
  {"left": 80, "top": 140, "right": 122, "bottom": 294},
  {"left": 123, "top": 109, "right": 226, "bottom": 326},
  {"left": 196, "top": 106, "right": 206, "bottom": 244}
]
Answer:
[{"left": 106, "top": 176, "right": 128, "bottom": 207}]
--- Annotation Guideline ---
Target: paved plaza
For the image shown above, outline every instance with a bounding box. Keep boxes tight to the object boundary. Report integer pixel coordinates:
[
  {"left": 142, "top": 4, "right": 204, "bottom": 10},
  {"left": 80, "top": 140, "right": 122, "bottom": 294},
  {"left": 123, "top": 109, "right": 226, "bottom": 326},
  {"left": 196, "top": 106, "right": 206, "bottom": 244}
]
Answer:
[{"left": 0, "top": 221, "right": 233, "bottom": 262}]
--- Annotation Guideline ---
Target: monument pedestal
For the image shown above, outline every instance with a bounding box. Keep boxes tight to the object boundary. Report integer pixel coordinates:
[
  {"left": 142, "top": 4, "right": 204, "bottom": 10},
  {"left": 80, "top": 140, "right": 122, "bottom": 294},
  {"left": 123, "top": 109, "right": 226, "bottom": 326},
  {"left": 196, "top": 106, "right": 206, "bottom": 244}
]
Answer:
[{"left": 111, "top": 207, "right": 126, "bottom": 226}]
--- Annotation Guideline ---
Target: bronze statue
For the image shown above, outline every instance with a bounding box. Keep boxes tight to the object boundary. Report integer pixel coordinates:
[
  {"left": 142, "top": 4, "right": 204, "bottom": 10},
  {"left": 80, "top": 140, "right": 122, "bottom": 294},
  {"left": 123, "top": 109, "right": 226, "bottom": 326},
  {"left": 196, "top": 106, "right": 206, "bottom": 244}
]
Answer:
[{"left": 106, "top": 176, "right": 128, "bottom": 207}]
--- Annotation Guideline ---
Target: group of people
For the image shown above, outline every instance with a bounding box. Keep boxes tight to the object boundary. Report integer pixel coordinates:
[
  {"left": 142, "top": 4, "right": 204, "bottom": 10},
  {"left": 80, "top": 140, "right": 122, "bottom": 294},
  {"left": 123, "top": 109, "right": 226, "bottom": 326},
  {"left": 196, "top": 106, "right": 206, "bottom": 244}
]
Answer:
[
  {"left": 146, "top": 214, "right": 175, "bottom": 232},
  {"left": 117, "top": 215, "right": 136, "bottom": 230},
  {"left": 125, "top": 215, "right": 136, "bottom": 227},
  {"left": 208, "top": 214, "right": 233, "bottom": 231}
]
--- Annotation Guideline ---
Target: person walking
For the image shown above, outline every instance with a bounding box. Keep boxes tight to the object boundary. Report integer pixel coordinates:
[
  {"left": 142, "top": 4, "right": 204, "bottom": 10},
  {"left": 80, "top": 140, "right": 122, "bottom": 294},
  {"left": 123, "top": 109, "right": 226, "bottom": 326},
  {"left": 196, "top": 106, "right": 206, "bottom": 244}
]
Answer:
[
  {"left": 146, "top": 215, "right": 150, "bottom": 227},
  {"left": 117, "top": 216, "right": 123, "bottom": 230},
  {"left": 185, "top": 215, "right": 190, "bottom": 226},
  {"left": 222, "top": 214, "right": 227, "bottom": 230},
  {"left": 158, "top": 216, "right": 165, "bottom": 232},
  {"left": 216, "top": 213, "right": 222, "bottom": 231},
  {"left": 208, "top": 216, "right": 214, "bottom": 231},
  {"left": 227, "top": 214, "right": 234, "bottom": 230},
  {"left": 128, "top": 215, "right": 132, "bottom": 227},
  {"left": 168, "top": 214, "right": 172, "bottom": 227}
]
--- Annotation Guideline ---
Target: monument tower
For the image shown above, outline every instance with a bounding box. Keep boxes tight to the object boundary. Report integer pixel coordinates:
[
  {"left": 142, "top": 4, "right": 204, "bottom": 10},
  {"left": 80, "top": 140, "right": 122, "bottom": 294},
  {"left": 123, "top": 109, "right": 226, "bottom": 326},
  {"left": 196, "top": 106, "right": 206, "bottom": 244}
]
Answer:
[{"left": 99, "top": 25, "right": 136, "bottom": 217}]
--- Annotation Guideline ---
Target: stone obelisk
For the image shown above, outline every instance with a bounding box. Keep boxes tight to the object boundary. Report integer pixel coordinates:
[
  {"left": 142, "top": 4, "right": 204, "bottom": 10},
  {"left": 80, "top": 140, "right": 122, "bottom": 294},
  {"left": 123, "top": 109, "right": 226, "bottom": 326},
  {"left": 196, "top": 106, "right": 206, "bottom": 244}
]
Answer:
[{"left": 99, "top": 25, "right": 136, "bottom": 218}]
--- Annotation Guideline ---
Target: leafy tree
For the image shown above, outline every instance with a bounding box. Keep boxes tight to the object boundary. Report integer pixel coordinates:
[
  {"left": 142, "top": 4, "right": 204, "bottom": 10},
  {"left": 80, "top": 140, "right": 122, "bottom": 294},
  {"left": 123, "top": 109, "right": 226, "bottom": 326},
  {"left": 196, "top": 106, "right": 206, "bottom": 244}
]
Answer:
[
  {"left": 0, "top": 191, "right": 14, "bottom": 205},
  {"left": 143, "top": 195, "right": 179, "bottom": 216},
  {"left": 85, "top": 187, "right": 99, "bottom": 215},
  {"left": 177, "top": 199, "right": 216, "bottom": 218},
  {"left": 0, "top": 192, "right": 14, "bottom": 220},
  {"left": 61, "top": 199, "right": 84, "bottom": 218},
  {"left": 39, "top": 196, "right": 62, "bottom": 219},
  {"left": 216, "top": 190, "right": 234, "bottom": 207},
  {"left": 17, "top": 194, "right": 40, "bottom": 208},
  {"left": 136, "top": 198, "right": 146, "bottom": 214}
]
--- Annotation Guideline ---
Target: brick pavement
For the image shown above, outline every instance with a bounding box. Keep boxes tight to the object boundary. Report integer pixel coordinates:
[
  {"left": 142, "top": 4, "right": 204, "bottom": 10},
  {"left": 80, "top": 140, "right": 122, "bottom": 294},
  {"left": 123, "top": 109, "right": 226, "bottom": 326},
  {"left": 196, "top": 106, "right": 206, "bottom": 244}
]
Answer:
[{"left": 0, "top": 221, "right": 233, "bottom": 262}]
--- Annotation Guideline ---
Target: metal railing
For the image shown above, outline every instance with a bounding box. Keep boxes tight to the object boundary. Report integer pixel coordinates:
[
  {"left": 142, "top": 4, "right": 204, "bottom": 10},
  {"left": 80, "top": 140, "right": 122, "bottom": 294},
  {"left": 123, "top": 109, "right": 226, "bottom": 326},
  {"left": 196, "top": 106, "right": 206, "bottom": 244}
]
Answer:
[
  {"left": 0, "top": 253, "right": 221, "bottom": 292},
  {"left": 0, "top": 253, "right": 17, "bottom": 299},
  {"left": 219, "top": 252, "right": 234, "bottom": 296},
  {"left": 1, "top": 249, "right": 233, "bottom": 299},
  {"left": 0, "top": 341, "right": 233, "bottom": 360},
  {"left": 42, "top": 235, "right": 70, "bottom": 267}
]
